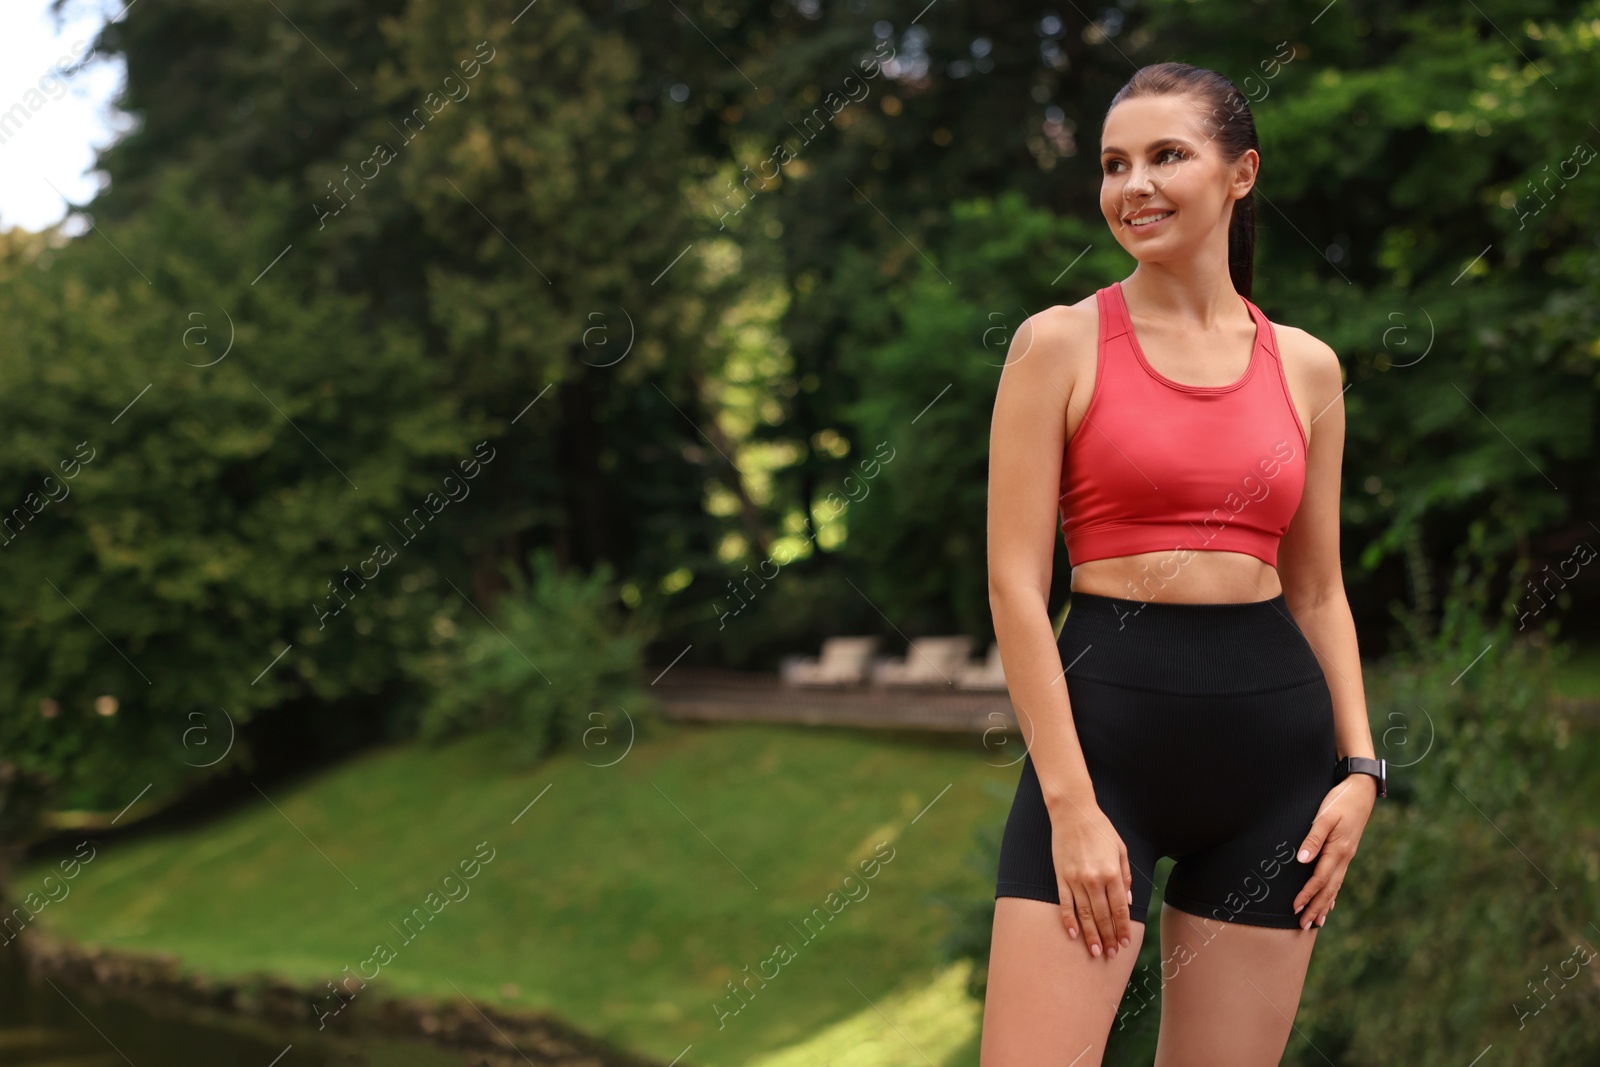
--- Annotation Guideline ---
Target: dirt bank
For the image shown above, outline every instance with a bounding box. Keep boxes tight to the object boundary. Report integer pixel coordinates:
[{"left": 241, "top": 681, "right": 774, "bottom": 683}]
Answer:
[{"left": 20, "top": 929, "right": 668, "bottom": 1067}]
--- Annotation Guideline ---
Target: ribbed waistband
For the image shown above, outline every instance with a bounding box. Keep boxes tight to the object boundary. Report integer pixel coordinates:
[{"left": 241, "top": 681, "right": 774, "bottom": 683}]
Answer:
[{"left": 1057, "top": 591, "right": 1326, "bottom": 696}]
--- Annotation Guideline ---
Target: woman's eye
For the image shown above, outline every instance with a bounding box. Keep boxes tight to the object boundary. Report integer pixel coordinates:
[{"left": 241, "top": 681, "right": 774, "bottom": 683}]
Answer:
[{"left": 1104, "top": 150, "right": 1184, "bottom": 174}]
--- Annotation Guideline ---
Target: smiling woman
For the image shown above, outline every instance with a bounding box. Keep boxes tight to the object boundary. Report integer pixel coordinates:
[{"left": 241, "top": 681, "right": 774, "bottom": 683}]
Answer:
[{"left": 983, "top": 61, "right": 1381, "bottom": 1067}]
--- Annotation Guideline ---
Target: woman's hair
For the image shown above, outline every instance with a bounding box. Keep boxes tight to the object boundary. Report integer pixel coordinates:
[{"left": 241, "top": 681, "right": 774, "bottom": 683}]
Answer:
[{"left": 1106, "top": 63, "right": 1260, "bottom": 299}]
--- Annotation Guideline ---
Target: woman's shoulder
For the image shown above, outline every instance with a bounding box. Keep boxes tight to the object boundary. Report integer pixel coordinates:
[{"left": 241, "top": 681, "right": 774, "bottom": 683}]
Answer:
[
  {"left": 1034, "top": 287, "right": 1100, "bottom": 326},
  {"left": 1270, "top": 319, "right": 1343, "bottom": 390},
  {"left": 1005, "top": 293, "right": 1100, "bottom": 377},
  {"left": 1267, "top": 318, "right": 1345, "bottom": 430}
]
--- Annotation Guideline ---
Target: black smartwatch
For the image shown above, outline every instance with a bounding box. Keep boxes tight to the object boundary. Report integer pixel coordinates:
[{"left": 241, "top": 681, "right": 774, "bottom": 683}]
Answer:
[{"left": 1334, "top": 755, "right": 1386, "bottom": 798}]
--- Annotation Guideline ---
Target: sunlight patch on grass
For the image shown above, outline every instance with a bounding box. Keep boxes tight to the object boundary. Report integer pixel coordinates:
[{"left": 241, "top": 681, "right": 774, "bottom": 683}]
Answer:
[{"left": 744, "top": 960, "right": 979, "bottom": 1067}]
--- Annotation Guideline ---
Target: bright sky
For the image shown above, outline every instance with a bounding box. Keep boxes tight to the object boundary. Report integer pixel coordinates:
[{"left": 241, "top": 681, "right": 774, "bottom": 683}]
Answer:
[{"left": 0, "top": 0, "right": 128, "bottom": 232}]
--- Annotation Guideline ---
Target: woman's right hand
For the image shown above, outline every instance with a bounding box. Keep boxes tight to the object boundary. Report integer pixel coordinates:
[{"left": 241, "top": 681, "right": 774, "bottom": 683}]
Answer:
[{"left": 1048, "top": 795, "right": 1135, "bottom": 959}]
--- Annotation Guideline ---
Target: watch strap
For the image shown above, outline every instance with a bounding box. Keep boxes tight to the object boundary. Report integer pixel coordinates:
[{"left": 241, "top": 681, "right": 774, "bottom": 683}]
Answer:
[{"left": 1336, "top": 755, "right": 1386, "bottom": 798}]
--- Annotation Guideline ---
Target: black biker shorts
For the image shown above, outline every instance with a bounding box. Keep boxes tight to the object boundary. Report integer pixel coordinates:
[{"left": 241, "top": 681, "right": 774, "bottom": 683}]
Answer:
[{"left": 994, "top": 591, "right": 1339, "bottom": 930}]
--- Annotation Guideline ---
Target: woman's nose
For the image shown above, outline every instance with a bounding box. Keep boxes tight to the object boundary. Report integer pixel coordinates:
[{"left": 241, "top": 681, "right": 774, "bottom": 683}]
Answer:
[{"left": 1124, "top": 165, "right": 1157, "bottom": 194}]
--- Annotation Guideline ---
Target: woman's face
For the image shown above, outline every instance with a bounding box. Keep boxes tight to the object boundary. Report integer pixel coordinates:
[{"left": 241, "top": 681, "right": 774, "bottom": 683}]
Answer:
[{"left": 1099, "top": 93, "right": 1256, "bottom": 260}]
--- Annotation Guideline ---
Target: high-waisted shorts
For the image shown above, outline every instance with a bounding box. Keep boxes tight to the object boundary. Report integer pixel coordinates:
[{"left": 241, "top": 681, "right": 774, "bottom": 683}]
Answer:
[{"left": 994, "top": 591, "right": 1339, "bottom": 930}]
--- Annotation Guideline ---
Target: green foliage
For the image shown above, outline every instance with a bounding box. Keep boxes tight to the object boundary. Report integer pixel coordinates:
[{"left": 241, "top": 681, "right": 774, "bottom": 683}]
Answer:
[
  {"left": 410, "top": 549, "right": 663, "bottom": 763},
  {"left": 0, "top": 0, "right": 744, "bottom": 812},
  {"left": 63, "top": 0, "right": 1600, "bottom": 682},
  {"left": 1292, "top": 529, "right": 1600, "bottom": 1065},
  {"left": 0, "top": 172, "right": 478, "bottom": 810}
]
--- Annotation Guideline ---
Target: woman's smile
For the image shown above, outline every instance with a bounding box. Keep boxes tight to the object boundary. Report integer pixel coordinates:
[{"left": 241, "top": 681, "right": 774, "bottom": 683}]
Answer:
[{"left": 1125, "top": 208, "right": 1176, "bottom": 232}]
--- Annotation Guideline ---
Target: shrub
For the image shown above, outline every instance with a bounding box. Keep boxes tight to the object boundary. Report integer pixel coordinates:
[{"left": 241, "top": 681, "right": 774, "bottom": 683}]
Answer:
[
  {"left": 411, "top": 549, "right": 663, "bottom": 763},
  {"left": 1292, "top": 528, "right": 1600, "bottom": 1065},
  {"left": 0, "top": 176, "right": 479, "bottom": 812}
]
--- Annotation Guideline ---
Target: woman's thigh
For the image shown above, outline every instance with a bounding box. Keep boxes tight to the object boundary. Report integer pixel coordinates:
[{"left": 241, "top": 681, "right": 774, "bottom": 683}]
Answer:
[
  {"left": 1153, "top": 901, "right": 1320, "bottom": 1067},
  {"left": 981, "top": 896, "right": 1149, "bottom": 1066}
]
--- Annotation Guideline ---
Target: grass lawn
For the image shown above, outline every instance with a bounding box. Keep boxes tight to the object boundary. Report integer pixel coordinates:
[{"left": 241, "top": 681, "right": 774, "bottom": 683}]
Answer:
[{"left": 17, "top": 721, "right": 1014, "bottom": 1067}]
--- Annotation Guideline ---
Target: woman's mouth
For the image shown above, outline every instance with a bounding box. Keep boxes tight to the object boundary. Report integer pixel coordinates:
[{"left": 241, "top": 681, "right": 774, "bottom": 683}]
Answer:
[{"left": 1126, "top": 209, "right": 1174, "bottom": 229}]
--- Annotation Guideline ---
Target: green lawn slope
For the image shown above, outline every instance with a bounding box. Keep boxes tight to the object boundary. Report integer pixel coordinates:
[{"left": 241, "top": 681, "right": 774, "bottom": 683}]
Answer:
[{"left": 17, "top": 722, "right": 1014, "bottom": 1067}]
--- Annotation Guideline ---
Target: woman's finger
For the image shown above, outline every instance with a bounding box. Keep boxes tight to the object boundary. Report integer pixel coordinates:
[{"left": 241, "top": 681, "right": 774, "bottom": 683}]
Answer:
[
  {"left": 1293, "top": 868, "right": 1327, "bottom": 914},
  {"left": 1297, "top": 854, "right": 1348, "bottom": 929},
  {"left": 1088, "top": 878, "right": 1119, "bottom": 958},
  {"left": 1114, "top": 849, "right": 1135, "bottom": 951},
  {"left": 1293, "top": 832, "right": 1347, "bottom": 912},
  {"left": 1296, "top": 811, "right": 1339, "bottom": 866},
  {"left": 1316, "top": 878, "right": 1344, "bottom": 926},
  {"left": 1076, "top": 886, "right": 1104, "bottom": 955},
  {"left": 1060, "top": 882, "right": 1079, "bottom": 939}
]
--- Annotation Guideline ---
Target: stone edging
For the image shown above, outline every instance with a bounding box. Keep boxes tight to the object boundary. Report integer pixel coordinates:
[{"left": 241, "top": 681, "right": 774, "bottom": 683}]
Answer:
[{"left": 20, "top": 929, "right": 668, "bottom": 1067}]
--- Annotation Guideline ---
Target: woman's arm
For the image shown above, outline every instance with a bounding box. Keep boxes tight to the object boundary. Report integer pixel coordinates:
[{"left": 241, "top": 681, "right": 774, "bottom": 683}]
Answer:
[
  {"left": 1275, "top": 331, "right": 1378, "bottom": 930},
  {"left": 988, "top": 305, "right": 1136, "bottom": 959}
]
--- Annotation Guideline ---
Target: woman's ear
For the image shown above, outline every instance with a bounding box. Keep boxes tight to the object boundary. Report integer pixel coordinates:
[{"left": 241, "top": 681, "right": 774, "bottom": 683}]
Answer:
[{"left": 1232, "top": 148, "right": 1260, "bottom": 199}]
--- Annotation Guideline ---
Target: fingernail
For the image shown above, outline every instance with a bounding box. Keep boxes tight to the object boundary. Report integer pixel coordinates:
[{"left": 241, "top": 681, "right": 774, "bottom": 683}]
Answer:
[
  {"left": 1127, "top": 889, "right": 1133, "bottom": 905},
  {"left": 1317, "top": 916, "right": 1325, "bottom": 927},
  {"left": 1108, "top": 946, "right": 1117, "bottom": 958},
  {"left": 1068, "top": 927, "right": 1077, "bottom": 939},
  {"left": 1298, "top": 848, "right": 1310, "bottom": 862},
  {"left": 1121, "top": 935, "right": 1130, "bottom": 947},
  {"left": 1091, "top": 943, "right": 1101, "bottom": 957}
]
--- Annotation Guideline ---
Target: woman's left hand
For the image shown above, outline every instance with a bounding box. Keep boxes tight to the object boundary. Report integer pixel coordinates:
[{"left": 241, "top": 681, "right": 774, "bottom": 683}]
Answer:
[{"left": 1292, "top": 773, "right": 1378, "bottom": 930}]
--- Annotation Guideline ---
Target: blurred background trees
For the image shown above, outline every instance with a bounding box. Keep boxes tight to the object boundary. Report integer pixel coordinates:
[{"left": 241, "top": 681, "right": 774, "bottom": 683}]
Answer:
[
  {"left": 0, "top": 2, "right": 1595, "bottom": 1064},
  {"left": 1, "top": 0, "right": 1594, "bottom": 816}
]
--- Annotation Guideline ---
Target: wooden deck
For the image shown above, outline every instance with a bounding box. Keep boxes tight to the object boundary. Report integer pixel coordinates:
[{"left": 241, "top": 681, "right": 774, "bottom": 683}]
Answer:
[{"left": 649, "top": 667, "right": 1019, "bottom": 734}]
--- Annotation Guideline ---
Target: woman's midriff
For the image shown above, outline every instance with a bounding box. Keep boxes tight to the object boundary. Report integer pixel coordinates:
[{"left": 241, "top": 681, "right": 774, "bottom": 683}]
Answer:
[{"left": 1070, "top": 549, "right": 1283, "bottom": 605}]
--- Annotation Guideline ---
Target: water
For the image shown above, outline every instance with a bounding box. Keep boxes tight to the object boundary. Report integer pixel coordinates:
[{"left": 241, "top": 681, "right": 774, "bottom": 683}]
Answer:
[{"left": 0, "top": 942, "right": 472, "bottom": 1066}]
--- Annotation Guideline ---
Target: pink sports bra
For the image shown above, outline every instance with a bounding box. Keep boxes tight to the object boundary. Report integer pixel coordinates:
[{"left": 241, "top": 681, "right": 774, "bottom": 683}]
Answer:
[{"left": 1058, "top": 280, "right": 1309, "bottom": 568}]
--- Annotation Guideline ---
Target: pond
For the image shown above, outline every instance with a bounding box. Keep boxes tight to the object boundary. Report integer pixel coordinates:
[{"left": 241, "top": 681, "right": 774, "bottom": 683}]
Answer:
[{"left": 0, "top": 942, "right": 473, "bottom": 1066}]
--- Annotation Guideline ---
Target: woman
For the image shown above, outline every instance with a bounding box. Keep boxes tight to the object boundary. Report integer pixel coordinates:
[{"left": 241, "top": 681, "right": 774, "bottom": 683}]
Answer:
[{"left": 981, "top": 63, "right": 1383, "bottom": 1064}]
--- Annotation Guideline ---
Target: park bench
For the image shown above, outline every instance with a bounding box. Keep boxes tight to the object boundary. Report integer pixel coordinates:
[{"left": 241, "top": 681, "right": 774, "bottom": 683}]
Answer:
[
  {"left": 955, "top": 642, "right": 1007, "bottom": 690},
  {"left": 779, "top": 636, "right": 881, "bottom": 687},
  {"left": 871, "top": 636, "right": 974, "bottom": 688}
]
